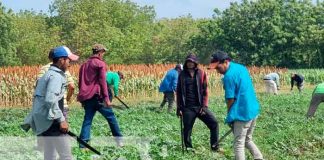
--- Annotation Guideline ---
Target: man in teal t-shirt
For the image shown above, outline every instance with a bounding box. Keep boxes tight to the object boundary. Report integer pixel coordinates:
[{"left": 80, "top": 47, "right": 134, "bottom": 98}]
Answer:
[
  {"left": 106, "top": 71, "right": 124, "bottom": 102},
  {"left": 209, "top": 51, "right": 263, "bottom": 160},
  {"left": 306, "top": 82, "right": 324, "bottom": 118}
]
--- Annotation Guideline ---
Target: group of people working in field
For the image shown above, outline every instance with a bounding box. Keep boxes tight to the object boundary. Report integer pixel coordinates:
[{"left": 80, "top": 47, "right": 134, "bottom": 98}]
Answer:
[
  {"left": 20, "top": 43, "right": 323, "bottom": 160},
  {"left": 159, "top": 52, "right": 324, "bottom": 159},
  {"left": 21, "top": 44, "right": 125, "bottom": 160}
]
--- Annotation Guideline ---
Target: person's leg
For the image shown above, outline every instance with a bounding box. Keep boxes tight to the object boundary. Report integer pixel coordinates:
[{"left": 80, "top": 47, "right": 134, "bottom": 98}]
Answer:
[
  {"left": 182, "top": 108, "right": 197, "bottom": 148},
  {"left": 98, "top": 106, "right": 123, "bottom": 147},
  {"left": 298, "top": 82, "right": 304, "bottom": 92},
  {"left": 108, "top": 87, "right": 113, "bottom": 102},
  {"left": 270, "top": 80, "right": 278, "bottom": 95},
  {"left": 43, "top": 137, "right": 56, "bottom": 160},
  {"left": 264, "top": 80, "right": 271, "bottom": 93},
  {"left": 233, "top": 120, "right": 250, "bottom": 160},
  {"left": 245, "top": 119, "right": 263, "bottom": 160},
  {"left": 54, "top": 135, "right": 72, "bottom": 160},
  {"left": 63, "top": 107, "right": 69, "bottom": 121},
  {"left": 306, "top": 94, "right": 323, "bottom": 118},
  {"left": 167, "top": 92, "right": 175, "bottom": 113},
  {"left": 98, "top": 106, "right": 122, "bottom": 137},
  {"left": 79, "top": 98, "right": 97, "bottom": 148},
  {"left": 160, "top": 93, "right": 167, "bottom": 109},
  {"left": 197, "top": 108, "right": 219, "bottom": 150}
]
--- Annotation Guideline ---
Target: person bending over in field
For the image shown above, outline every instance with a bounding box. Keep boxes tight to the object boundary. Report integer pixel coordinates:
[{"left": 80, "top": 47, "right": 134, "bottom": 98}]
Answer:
[
  {"left": 158, "top": 64, "right": 182, "bottom": 113},
  {"left": 209, "top": 51, "right": 263, "bottom": 160},
  {"left": 291, "top": 73, "right": 304, "bottom": 93},
  {"left": 78, "top": 44, "right": 123, "bottom": 148},
  {"left": 22, "top": 46, "right": 79, "bottom": 160},
  {"left": 106, "top": 71, "right": 124, "bottom": 102},
  {"left": 263, "top": 72, "right": 280, "bottom": 95},
  {"left": 176, "top": 53, "right": 220, "bottom": 151},
  {"left": 306, "top": 82, "right": 324, "bottom": 118}
]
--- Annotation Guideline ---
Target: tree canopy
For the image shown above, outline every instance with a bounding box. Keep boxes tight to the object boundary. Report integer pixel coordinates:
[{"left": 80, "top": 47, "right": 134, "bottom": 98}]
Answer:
[{"left": 0, "top": 0, "right": 323, "bottom": 68}]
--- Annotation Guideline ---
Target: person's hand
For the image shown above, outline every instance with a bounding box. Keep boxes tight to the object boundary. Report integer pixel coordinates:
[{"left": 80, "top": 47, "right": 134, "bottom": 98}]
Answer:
[
  {"left": 104, "top": 100, "right": 112, "bottom": 108},
  {"left": 60, "top": 121, "right": 69, "bottom": 133},
  {"left": 228, "top": 122, "right": 234, "bottom": 129},
  {"left": 177, "top": 110, "right": 182, "bottom": 117},
  {"left": 199, "top": 106, "right": 207, "bottom": 116}
]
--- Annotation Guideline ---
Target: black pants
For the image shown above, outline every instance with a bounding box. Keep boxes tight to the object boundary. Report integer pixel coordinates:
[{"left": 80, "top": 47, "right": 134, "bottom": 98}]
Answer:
[{"left": 182, "top": 107, "right": 219, "bottom": 149}]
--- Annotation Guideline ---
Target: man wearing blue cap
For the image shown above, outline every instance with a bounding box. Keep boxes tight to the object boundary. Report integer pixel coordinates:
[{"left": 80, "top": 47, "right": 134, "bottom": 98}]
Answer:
[
  {"left": 22, "top": 46, "right": 78, "bottom": 160},
  {"left": 209, "top": 51, "right": 263, "bottom": 160}
]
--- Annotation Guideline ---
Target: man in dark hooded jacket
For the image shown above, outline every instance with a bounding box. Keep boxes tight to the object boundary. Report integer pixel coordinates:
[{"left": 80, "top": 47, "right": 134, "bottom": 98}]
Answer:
[{"left": 176, "top": 53, "right": 220, "bottom": 151}]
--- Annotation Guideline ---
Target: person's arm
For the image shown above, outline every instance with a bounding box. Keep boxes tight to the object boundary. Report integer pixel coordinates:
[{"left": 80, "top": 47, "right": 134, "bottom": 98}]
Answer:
[
  {"left": 226, "top": 98, "right": 235, "bottom": 113},
  {"left": 44, "top": 75, "right": 65, "bottom": 122},
  {"left": 172, "top": 71, "right": 178, "bottom": 92},
  {"left": 113, "top": 74, "right": 120, "bottom": 97},
  {"left": 176, "top": 72, "right": 183, "bottom": 117},
  {"left": 98, "top": 63, "right": 111, "bottom": 106},
  {"left": 201, "top": 71, "right": 208, "bottom": 108},
  {"left": 223, "top": 76, "right": 235, "bottom": 112},
  {"left": 275, "top": 74, "right": 280, "bottom": 88},
  {"left": 291, "top": 77, "right": 294, "bottom": 90},
  {"left": 65, "top": 71, "right": 75, "bottom": 102}
]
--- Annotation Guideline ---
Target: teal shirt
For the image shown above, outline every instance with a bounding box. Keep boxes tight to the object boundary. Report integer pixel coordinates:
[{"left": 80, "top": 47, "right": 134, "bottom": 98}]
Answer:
[
  {"left": 223, "top": 62, "right": 260, "bottom": 123},
  {"left": 314, "top": 82, "right": 324, "bottom": 94},
  {"left": 106, "top": 72, "right": 120, "bottom": 96}
]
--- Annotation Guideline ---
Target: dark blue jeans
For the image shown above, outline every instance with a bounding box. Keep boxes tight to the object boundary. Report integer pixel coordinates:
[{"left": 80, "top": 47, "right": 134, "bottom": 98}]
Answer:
[{"left": 79, "top": 97, "right": 122, "bottom": 148}]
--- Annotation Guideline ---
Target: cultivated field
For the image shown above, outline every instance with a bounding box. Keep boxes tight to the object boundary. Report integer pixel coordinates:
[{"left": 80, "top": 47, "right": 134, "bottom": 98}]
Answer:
[{"left": 0, "top": 65, "right": 324, "bottom": 159}]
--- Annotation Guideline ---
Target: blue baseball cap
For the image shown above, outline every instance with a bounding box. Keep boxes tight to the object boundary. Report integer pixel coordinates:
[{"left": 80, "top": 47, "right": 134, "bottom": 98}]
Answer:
[{"left": 53, "top": 46, "right": 79, "bottom": 61}]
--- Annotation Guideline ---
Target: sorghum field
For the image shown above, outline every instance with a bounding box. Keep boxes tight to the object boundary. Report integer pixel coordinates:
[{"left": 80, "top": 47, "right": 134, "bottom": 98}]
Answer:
[{"left": 0, "top": 64, "right": 323, "bottom": 159}]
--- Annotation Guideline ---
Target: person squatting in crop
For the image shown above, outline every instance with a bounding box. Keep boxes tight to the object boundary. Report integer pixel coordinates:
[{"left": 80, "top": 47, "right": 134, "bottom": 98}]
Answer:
[
  {"left": 306, "top": 82, "right": 324, "bottom": 118},
  {"left": 291, "top": 73, "right": 304, "bottom": 92},
  {"left": 106, "top": 71, "right": 124, "bottom": 102},
  {"left": 159, "top": 64, "right": 182, "bottom": 113},
  {"left": 263, "top": 72, "right": 280, "bottom": 95}
]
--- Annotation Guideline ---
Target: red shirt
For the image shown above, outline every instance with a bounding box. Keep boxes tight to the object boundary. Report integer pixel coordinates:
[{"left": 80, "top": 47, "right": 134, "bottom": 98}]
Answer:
[{"left": 77, "top": 55, "right": 110, "bottom": 102}]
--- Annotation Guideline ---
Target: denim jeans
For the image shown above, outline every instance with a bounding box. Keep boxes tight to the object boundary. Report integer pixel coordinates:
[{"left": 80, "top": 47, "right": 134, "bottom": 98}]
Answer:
[{"left": 79, "top": 97, "right": 122, "bottom": 148}]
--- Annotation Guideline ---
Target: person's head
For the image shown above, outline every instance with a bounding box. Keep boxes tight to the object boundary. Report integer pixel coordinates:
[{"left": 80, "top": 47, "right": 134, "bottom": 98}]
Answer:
[
  {"left": 52, "top": 46, "right": 79, "bottom": 72},
  {"left": 291, "top": 73, "right": 296, "bottom": 78},
  {"left": 48, "top": 49, "right": 54, "bottom": 62},
  {"left": 209, "top": 50, "right": 231, "bottom": 74},
  {"left": 184, "top": 53, "right": 198, "bottom": 70},
  {"left": 175, "top": 64, "right": 183, "bottom": 72},
  {"left": 92, "top": 43, "right": 107, "bottom": 59},
  {"left": 117, "top": 71, "right": 124, "bottom": 80}
]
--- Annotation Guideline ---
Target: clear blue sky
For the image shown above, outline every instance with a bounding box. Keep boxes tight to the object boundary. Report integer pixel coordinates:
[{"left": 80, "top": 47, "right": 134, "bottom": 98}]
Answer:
[{"left": 1, "top": 0, "right": 240, "bottom": 19}]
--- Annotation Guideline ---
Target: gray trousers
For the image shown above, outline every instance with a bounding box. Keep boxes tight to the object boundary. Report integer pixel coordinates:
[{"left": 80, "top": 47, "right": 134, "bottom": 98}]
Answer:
[
  {"left": 160, "top": 92, "right": 175, "bottom": 111},
  {"left": 233, "top": 119, "right": 263, "bottom": 160},
  {"left": 306, "top": 93, "right": 324, "bottom": 118},
  {"left": 43, "top": 136, "right": 72, "bottom": 160}
]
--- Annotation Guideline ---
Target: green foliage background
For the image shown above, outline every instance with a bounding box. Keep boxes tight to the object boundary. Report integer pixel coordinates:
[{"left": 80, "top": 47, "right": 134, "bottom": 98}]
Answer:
[{"left": 0, "top": 0, "right": 324, "bottom": 68}]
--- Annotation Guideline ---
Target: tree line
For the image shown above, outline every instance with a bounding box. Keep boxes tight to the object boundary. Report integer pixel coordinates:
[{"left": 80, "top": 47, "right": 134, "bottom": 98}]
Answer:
[{"left": 0, "top": 0, "right": 323, "bottom": 68}]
